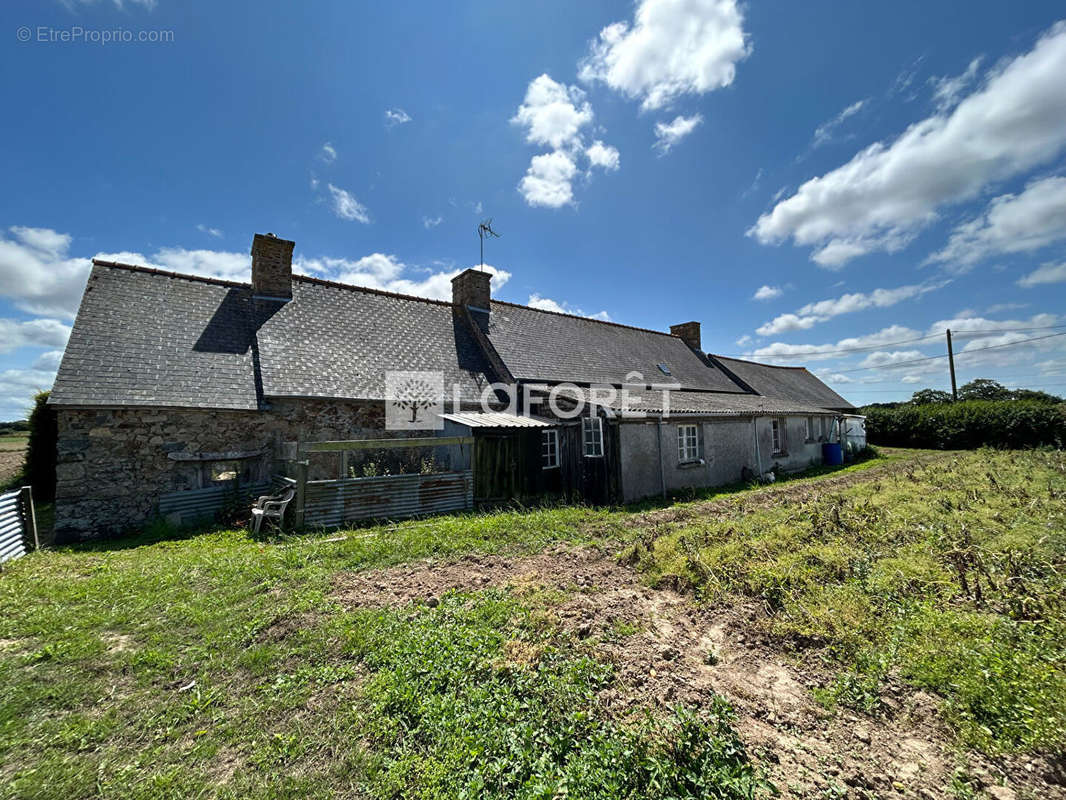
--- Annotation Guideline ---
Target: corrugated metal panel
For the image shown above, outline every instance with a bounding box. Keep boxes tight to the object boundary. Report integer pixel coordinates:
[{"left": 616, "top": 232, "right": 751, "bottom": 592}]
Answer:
[
  {"left": 439, "top": 412, "right": 554, "bottom": 428},
  {"left": 303, "top": 470, "right": 473, "bottom": 528},
  {"left": 158, "top": 482, "right": 270, "bottom": 525},
  {"left": 0, "top": 491, "right": 26, "bottom": 565}
]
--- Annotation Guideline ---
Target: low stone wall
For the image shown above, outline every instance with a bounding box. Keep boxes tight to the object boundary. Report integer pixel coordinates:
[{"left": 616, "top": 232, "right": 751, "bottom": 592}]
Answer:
[{"left": 54, "top": 399, "right": 385, "bottom": 542}]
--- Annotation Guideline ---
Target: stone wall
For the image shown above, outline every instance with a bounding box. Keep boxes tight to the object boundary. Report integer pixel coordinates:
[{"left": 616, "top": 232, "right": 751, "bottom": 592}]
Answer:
[{"left": 54, "top": 398, "right": 386, "bottom": 542}]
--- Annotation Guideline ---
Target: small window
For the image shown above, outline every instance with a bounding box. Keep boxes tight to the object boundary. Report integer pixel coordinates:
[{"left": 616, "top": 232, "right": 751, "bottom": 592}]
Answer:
[
  {"left": 657, "top": 363, "right": 672, "bottom": 376},
  {"left": 771, "top": 419, "right": 785, "bottom": 455},
  {"left": 542, "top": 429, "right": 559, "bottom": 469},
  {"left": 582, "top": 417, "right": 604, "bottom": 458},
  {"left": 805, "top": 417, "right": 814, "bottom": 441},
  {"left": 677, "top": 424, "right": 700, "bottom": 463},
  {"left": 819, "top": 417, "right": 827, "bottom": 441}
]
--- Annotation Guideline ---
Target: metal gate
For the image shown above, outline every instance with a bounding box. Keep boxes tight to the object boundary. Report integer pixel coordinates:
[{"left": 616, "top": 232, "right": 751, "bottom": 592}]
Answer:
[{"left": 0, "top": 487, "right": 39, "bottom": 565}]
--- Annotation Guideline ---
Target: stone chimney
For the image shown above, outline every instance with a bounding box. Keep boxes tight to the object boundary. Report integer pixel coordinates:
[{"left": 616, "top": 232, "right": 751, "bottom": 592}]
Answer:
[
  {"left": 451, "top": 268, "right": 492, "bottom": 311},
  {"left": 251, "top": 233, "right": 295, "bottom": 300},
  {"left": 670, "top": 321, "right": 701, "bottom": 351}
]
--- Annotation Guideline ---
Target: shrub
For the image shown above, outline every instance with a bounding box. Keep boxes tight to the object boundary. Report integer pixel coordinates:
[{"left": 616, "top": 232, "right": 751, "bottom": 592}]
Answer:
[
  {"left": 24, "top": 390, "right": 57, "bottom": 502},
  {"left": 863, "top": 400, "right": 1066, "bottom": 449}
]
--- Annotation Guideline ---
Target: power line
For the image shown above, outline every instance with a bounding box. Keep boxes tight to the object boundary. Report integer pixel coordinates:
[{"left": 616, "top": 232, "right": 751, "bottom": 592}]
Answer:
[
  {"left": 725, "top": 322, "right": 1066, "bottom": 362},
  {"left": 829, "top": 331, "right": 1066, "bottom": 374}
]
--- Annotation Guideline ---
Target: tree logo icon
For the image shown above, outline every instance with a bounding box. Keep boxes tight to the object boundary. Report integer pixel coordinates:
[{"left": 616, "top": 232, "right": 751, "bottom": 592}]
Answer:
[{"left": 385, "top": 371, "right": 444, "bottom": 430}]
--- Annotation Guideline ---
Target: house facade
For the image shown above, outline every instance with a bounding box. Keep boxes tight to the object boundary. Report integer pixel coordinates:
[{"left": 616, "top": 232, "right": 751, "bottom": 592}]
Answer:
[{"left": 49, "top": 232, "right": 856, "bottom": 541}]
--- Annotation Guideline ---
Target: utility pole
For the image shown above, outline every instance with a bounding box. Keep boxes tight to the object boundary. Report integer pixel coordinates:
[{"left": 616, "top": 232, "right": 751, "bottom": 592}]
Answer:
[{"left": 946, "top": 328, "right": 958, "bottom": 401}]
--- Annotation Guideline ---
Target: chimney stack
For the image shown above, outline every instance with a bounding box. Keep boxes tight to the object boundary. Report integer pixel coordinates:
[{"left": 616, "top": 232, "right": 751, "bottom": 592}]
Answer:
[
  {"left": 251, "top": 233, "right": 295, "bottom": 301},
  {"left": 670, "top": 321, "right": 701, "bottom": 351},
  {"left": 451, "top": 268, "right": 492, "bottom": 312}
]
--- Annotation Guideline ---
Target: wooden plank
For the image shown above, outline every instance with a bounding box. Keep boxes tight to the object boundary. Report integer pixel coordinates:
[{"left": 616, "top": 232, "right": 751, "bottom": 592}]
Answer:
[
  {"left": 304, "top": 436, "right": 474, "bottom": 453},
  {"left": 19, "top": 486, "right": 38, "bottom": 551}
]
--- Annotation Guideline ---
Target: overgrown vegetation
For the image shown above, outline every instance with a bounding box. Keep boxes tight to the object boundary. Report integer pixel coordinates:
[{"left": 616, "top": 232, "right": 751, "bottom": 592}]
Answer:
[
  {"left": 23, "top": 390, "right": 57, "bottom": 502},
  {"left": 624, "top": 449, "right": 1066, "bottom": 754},
  {"left": 864, "top": 399, "right": 1066, "bottom": 449}
]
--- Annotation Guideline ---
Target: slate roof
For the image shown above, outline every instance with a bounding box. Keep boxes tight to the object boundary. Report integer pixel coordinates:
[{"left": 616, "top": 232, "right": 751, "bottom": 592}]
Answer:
[
  {"left": 550, "top": 386, "right": 839, "bottom": 417},
  {"left": 485, "top": 301, "right": 743, "bottom": 392},
  {"left": 710, "top": 355, "right": 855, "bottom": 410},
  {"left": 50, "top": 260, "right": 854, "bottom": 415},
  {"left": 50, "top": 263, "right": 496, "bottom": 409}
]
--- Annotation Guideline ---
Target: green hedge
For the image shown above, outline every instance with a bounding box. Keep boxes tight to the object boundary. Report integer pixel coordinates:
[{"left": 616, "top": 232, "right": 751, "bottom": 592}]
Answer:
[
  {"left": 864, "top": 400, "right": 1066, "bottom": 449},
  {"left": 24, "top": 390, "right": 57, "bottom": 503}
]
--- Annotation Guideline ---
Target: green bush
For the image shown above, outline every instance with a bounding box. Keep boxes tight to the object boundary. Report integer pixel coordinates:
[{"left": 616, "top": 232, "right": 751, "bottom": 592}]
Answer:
[
  {"left": 24, "top": 390, "right": 57, "bottom": 502},
  {"left": 864, "top": 400, "right": 1066, "bottom": 449}
]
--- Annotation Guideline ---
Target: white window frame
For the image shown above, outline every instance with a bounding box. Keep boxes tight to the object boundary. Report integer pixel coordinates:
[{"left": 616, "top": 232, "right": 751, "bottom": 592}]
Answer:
[
  {"left": 677, "top": 423, "right": 700, "bottom": 463},
  {"left": 771, "top": 418, "right": 785, "bottom": 455},
  {"left": 541, "top": 428, "right": 559, "bottom": 469},
  {"left": 819, "top": 416, "right": 827, "bottom": 441},
  {"left": 805, "top": 416, "right": 814, "bottom": 442},
  {"left": 582, "top": 417, "right": 604, "bottom": 458}
]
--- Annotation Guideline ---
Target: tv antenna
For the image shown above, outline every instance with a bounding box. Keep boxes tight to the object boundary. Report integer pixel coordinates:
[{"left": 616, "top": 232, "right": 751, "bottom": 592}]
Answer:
[{"left": 477, "top": 219, "right": 500, "bottom": 270}]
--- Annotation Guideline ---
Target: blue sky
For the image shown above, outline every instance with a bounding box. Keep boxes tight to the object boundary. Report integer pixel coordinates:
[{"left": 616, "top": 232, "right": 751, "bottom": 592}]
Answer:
[{"left": 2, "top": 0, "right": 1066, "bottom": 419}]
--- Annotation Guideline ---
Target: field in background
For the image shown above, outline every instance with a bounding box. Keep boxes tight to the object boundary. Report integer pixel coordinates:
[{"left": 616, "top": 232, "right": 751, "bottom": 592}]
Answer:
[
  {"left": 1, "top": 449, "right": 1063, "bottom": 799},
  {"left": 0, "top": 432, "right": 28, "bottom": 488}
]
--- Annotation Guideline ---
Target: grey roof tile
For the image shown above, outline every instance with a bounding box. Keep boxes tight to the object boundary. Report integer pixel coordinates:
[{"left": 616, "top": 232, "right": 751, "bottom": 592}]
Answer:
[{"left": 710, "top": 355, "right": 855, "bottom": 410}]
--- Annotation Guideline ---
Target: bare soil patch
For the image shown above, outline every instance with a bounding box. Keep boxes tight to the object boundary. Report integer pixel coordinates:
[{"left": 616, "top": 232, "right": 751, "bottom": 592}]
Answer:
[
  {"left": 0, "top": 448, "right": 24, "bottom": 486},
  {"left": 333, "top": 542, "right": 1061, "bottom": 798}
]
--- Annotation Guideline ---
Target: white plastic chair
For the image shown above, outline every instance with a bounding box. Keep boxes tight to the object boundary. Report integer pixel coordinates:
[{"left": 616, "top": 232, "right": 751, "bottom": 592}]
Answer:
[{"left": 250, "top": 486, "right": 295, "bottom": 534}]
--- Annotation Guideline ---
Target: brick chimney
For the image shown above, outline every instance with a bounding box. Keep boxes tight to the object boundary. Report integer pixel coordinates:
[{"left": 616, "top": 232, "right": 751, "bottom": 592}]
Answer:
[
  {"left": 451, "top": 268, "right": 491, "bottom": 311},
  {"left": 670, "top": 321, "right": 701, "bottom": 351},
  {"left": 251, "top": 233, "right": 295, "bottom": 300}
]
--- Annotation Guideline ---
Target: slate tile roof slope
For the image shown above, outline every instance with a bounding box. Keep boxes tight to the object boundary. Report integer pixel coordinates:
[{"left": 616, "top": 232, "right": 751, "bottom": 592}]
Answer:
[
  {"left": 256, "top": 276, "right": 494, "bottom": 401},
  {"left": 50, "top": 263, "right": 496, "bottom": 408},
  {"left": 50, "top": 264, "right": 261, "bottom": 409},
  {"left": 710, "top": 355, "right": 855, "bottom": 410},
  {"left": 485, "top": 301, "right": 744, "bottom": 392},
  {"left": 552, "top": 386, "right": 838, "bottom": 417}
]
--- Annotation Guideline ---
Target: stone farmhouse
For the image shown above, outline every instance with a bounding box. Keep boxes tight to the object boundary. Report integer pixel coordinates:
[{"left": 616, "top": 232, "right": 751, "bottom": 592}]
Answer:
[{"left": 49, "top": 233, "right": 856, "bottom": 541}]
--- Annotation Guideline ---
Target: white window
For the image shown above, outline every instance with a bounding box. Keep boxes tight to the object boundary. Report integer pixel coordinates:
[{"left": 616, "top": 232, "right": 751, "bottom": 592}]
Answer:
[
  {"left": 805, "top": 417, "right": 814, "bottom": 441},
  {"left": 819, "top": 417, "right": 826, "bottom": 440},
  {"left": 771, "top": 419, "right": 785, "bottom": 454},
  {"left": 542, "top": 429, "right": 559, "bottom": 469},
  {"left": 677, "top": 424, "right": 700, "bottom": 463},
  {"left": 582, "top": 417, "right": 604, "bottom": 457}
]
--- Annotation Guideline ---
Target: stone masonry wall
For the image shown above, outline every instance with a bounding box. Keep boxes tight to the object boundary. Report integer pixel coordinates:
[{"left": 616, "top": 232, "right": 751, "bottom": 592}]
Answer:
[{"left": 54, "top": 399, "right": 386, "bottom": 542}]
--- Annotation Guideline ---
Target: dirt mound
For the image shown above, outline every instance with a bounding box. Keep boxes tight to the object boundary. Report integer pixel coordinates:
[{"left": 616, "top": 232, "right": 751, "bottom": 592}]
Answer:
[{"left": 332, "top": 543, "right": 1061, "bottom": 799}]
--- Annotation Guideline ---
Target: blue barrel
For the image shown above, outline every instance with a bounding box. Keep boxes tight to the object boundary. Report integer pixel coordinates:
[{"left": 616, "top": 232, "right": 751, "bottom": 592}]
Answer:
[{"left": 822, "top": 442, "right": 844, "bottom": 466}]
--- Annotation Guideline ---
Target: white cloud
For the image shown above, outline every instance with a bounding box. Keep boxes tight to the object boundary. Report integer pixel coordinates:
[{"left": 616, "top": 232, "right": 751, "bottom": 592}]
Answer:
[
  {"left": 929, "top": 57, "right": 983, "bottom": 111},
  {"left": 735, "top": 334, "right": 752, "bottom": 347},
  {"left": 518, "top": 150, "right": 578, "bottom": 208},
  {"left": 750, "top": 22, "right": 1066, "bottom": 267},
  {"left": 750, "top": 325, "right": 923, "bottom": 362},
  {"left": 858, "top": 349, "right": 926, "bottom": 369},
  {"left": 586, "top": 140, "right": 621, "bottom": 171},
  {"left": 0, "top": 319, "right": 71, "bottom": 354},
  {"left": 579, "top": 0, "right": 750, "bottom": 111},
  {"left": 422, "top": 216, "right": 443, "bottom": 229},
  {"left": 318, "top": 142, "right": 337, "bottom": 163},
  {"left": 296, "top": 253, "right": 511, "bottom": 302},
  {"left": 511, "top": 74, "right": 618, "bottom": 208},
  {"left": 196, "top": 224, "right": 223, "bottom": 238},
  {"left": 928, "top": 176, "right": 1066, "bottom": 269},
  {"left": 985, "top": 302, "right": 1029, "bottom": 314},
  {"left": 0, "top": 226, "right": 92, "bottom": 319},
  {"left": 756, "top": 281, "right": 945, "bottom": 335},
  {"left": 148, "top": 247, "right": 252, "bottom": 280},
  {"left": 327, "top": 183, "right": 371, "bottom": 223},
  {"left": 0, "top": 367, "right": 57, "bottom": 421},
  {"left": 812, "top": 99, "right": 867, "bottom": 147},
  {"left": 752, "top": 284, "right": 782, "bottom": 301},
  {"left": 527, "top": 293, "right": 611, "bottom": 321},
  {"left": 1018, "top": 261, "right": 1066, "bottom": 288},
  {"left": 900, "top": 374, "right": 923, "bottom": 384},
  {"left": 653, "top": 114, "right": 703, "bottom": 154},
  {"left": 384, "top": 108, "right": 412, "bottom": 128},
  {"left": 925, "top": 312, "right": 1060, "bottom": 337},
  {"left": 512, "top": 75, "right": 594, "bottom": 150},
  {"left": 32, "top": 350, "right": 65, "bottom": 371}
]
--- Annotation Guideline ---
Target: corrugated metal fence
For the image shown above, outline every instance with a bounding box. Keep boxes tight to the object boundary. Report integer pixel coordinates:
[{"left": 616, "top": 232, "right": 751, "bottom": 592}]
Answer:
[
  {"left": 0, "top": 487, "right": 38, "bottom": 565},
  {"left": 158, "top": 481, "right": 270, "bottom": 527},
  {"left": 302, "top": 470, "right": 473, "bottom": 528}
]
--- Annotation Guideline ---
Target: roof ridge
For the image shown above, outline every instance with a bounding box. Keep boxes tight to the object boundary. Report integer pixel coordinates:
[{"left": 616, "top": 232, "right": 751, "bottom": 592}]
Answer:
[
  {"left": 711, "top": 353, "right": 809, "bottom": 370},
  {"left": 291, "top": 273, "right": 454, "bottom": 308},
  {"left": 491, "top": 298, "right": 679, "bottom": 338},
  {"left": 91, "top": 259, "right": 250, "bottom": 289}
]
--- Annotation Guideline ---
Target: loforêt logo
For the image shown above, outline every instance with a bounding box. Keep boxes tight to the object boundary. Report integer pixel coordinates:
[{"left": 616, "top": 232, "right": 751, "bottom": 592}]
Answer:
[{"left": 385, "top": 371, "right": 445, "bottom": 430}]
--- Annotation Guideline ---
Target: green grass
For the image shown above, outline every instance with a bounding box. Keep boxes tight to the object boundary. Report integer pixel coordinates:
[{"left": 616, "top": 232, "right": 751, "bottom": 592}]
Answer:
[
  {"left": 624, "top": 449, "right": 1066, "bottom": 755},
  {"left": 1, "top": 448, "right": 1060, "bottom": 798}
]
